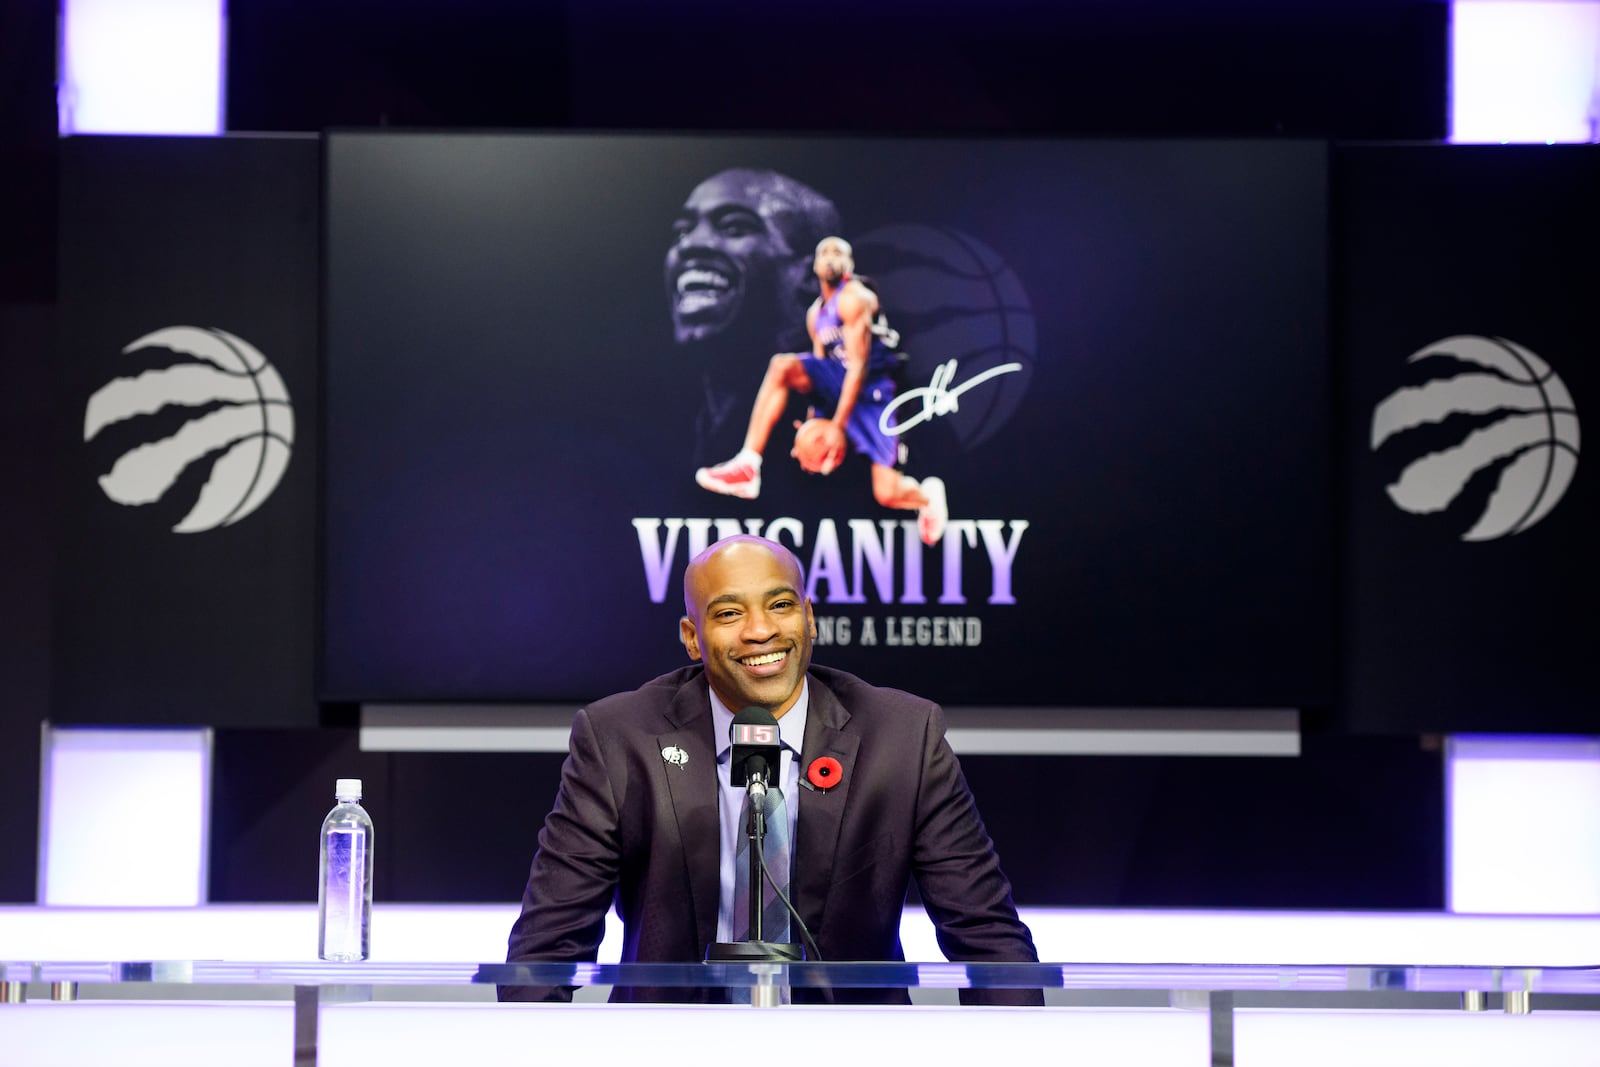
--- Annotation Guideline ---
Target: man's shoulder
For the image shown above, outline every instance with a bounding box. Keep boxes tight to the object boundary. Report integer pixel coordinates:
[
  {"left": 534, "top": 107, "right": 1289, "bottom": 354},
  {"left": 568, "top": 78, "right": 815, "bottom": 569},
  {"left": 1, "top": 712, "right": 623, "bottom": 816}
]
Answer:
[
  {"left": 582, "top": 665, "right": 705, "bottom": 724},
  {"left": 809, "top": 664, "right": 935, "bottom": 721},
  {"left": 838, "top": 278, "right": 879, "bottom": 313}
]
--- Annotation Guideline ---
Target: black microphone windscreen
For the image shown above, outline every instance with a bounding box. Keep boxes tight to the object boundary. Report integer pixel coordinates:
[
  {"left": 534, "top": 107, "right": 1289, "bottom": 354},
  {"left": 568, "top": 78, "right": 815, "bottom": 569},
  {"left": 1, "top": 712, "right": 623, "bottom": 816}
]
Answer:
[
  {"left": 730, "top": 705, "right": 779, "bottom": 737},
  {"left": 729, "top": 707, "right": 782, "bottom": 788}
]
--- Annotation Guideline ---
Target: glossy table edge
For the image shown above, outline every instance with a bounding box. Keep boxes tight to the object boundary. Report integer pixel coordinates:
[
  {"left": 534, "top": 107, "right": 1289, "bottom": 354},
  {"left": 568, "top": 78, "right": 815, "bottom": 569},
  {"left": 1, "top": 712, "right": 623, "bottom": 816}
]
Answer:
[{"left": 2, "top": 961, "right": 1597, "bottom": 995}]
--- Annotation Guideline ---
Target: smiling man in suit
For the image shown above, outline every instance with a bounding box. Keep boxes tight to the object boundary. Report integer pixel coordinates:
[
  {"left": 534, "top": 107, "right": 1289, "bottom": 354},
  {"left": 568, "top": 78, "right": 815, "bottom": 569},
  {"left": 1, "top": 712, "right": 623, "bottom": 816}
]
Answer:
[{"left": 502, "top": 535, "right": 1039, "bottom": 1003}]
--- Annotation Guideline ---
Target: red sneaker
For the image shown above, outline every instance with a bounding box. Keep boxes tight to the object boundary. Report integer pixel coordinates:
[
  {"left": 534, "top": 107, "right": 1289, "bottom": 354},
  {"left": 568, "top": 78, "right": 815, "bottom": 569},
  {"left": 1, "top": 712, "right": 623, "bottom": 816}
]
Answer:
[{"left": 695, "top": 453, "right": 762, "bottom": 500}]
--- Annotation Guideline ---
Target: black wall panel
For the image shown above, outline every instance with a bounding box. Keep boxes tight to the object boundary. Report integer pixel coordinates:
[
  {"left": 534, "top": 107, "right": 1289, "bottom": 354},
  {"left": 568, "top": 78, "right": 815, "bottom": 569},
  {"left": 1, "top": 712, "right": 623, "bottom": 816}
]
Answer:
[
  {"left": 963, "top": 739, "right": 1443, "bottom": 909},
  {"left": 210, "top": 730, "right": 1443, "bottom": 909},
  {"left": 1336, "top": 146, "right": 1598, "bottom": 734},
  {"left": 0, "top": 0, "right": 57, "bottom": 900},
  {"left": 227, "top": 0, "right": 572, "bottom": 131},
  {"left": 0, "top": 305, "right": 54, "bottom": 901},
  {"left": 0, "top": 0, "right": 55, "bottom": 304},
  {"left": 53, "top": 137, "right": 321, "bottom": 728},
  {"left": 226, "top": 0, "right": 1448, "bottom": 140}
]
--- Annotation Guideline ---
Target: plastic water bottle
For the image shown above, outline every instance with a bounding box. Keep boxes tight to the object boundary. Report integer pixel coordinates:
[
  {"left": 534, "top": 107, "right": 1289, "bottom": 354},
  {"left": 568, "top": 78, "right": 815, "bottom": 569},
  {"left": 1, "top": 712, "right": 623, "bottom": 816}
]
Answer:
[{"left": 318, "top": 778, "right": 374, "bottom": 961}]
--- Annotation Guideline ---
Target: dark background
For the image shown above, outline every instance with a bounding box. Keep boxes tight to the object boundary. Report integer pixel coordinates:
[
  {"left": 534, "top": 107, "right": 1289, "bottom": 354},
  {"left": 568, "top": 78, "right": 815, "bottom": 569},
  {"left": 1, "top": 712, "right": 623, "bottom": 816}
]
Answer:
[
  {"left": 4, "top": 1, "right": 1587, "bottom": 915},
  {"left": 227, "top": 0, "right": 1446, "bottom": 139}
]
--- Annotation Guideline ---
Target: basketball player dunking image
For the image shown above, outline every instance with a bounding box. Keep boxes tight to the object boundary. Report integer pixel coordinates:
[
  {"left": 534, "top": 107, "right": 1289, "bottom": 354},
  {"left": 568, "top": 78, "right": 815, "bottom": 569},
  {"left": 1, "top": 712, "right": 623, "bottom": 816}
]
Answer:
[
  {"left": 695, "top": 236, "right": 949, "bottom": 546},
  {"left": 664, "top": 169, "right": 839, "bottom": 465}
]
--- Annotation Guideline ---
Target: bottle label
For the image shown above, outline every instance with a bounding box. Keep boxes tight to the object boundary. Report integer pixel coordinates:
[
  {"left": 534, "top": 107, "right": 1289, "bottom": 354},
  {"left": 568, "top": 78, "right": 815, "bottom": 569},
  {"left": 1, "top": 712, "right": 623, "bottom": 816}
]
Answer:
[{"left": 323, "top": 827, "right": 367, "bottom": 956}]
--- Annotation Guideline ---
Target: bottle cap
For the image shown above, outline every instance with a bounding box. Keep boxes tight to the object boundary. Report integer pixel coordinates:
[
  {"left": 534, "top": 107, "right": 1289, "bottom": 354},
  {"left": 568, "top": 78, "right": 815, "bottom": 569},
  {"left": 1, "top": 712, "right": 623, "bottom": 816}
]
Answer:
[{"left": 335, "top": 778, "right": 363, "bottom": 800}]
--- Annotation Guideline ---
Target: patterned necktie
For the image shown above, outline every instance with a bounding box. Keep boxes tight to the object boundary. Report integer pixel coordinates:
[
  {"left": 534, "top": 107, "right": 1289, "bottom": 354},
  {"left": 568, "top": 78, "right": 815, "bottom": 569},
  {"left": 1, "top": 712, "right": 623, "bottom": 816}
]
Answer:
[{"left": 733, "top": 785, "right": 791, "bottom": 943}]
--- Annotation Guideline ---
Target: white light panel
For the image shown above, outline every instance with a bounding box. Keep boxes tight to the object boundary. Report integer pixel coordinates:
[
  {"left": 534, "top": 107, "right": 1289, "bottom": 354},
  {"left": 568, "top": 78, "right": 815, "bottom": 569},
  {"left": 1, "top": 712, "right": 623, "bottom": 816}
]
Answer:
[
  {"left": 5, "top": 1002, "right": 1597, "bottom": 1067},
  {"left": 1452, "top": 1, "right": 1600, "bottom": 143},
  {"left": 60, "top": 0, "right": 226, "bottom": 135},
  {"left": 361, "top": 704, "right": 1301, "bottom": 756},
  {"left": 1236, "top": 1008, "right": 1600, "bottom": 1067},
  {"left": 319, "top": 1002, "right": 1207, "bottom": 1067},
  {"left": 1448, "top": 736, "right": 1600, "bottom": 914},
  {"left": 39, "top": 727, "right": 212, "bottom": 906},
  {"left": 0, "top": 1003, "right": 289, "bottom": 1067}
]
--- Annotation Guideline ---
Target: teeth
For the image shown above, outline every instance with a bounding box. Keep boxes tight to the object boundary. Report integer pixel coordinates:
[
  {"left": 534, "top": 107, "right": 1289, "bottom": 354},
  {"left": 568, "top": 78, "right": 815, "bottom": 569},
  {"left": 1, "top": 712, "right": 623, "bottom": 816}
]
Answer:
[
  {"left": 677, "top": 291, "right": 720, "bottom": 314},
  {"left": 677, "top": 269, "right": 729, "bottom": 293},
  {"left": 743, "top": 652, "right": 785, "bottom": 667}
]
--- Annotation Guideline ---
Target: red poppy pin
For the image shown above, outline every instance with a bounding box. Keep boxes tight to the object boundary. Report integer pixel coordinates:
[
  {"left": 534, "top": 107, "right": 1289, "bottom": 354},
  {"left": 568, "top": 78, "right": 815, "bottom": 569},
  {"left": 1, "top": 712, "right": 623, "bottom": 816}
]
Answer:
[{"left": 805, "top": 756, "right": 843, "bottom": 792}]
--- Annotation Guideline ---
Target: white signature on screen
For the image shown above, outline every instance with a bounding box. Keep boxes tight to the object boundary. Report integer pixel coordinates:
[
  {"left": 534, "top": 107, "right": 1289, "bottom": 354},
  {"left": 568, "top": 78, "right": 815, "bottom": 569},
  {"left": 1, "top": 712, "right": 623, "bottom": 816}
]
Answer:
[{"left": 879, "top": 359, "right": 1024, "bottom": 437}]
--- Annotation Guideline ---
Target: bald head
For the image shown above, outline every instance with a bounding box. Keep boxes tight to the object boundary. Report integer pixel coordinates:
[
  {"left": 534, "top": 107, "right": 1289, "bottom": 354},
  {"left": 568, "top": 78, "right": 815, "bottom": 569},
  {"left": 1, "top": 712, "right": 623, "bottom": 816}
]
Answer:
[{"left": 682, "top": 535, "right": 805, "bottom": 623}]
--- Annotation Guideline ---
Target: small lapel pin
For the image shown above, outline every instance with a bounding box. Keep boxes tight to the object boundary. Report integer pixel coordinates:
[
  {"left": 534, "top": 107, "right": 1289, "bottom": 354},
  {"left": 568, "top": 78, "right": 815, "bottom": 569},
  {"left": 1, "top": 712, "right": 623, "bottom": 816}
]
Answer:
[
  {"left": 661, "top": 745, "right": 688, "bottom": 768},
  {"left": 803, "top": 755, "right": 843, "bottom": 792}
]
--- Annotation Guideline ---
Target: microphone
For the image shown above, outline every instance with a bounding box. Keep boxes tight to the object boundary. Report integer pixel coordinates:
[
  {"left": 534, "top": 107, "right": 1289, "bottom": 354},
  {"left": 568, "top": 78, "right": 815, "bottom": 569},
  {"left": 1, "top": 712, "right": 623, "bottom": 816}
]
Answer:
[
  {"left": 729, "top": 706, "right": 782, "bottom": 792},
  {"left": 706, "top": 704, "right": 822, "bottom": 967}
]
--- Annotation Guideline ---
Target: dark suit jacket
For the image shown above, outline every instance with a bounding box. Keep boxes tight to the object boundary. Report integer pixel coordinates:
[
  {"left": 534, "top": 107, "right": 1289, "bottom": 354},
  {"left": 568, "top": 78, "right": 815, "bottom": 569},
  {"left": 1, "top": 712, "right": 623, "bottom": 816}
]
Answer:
[{"left": 501, "top": 664, "right": 1040, "bottom": 1003}]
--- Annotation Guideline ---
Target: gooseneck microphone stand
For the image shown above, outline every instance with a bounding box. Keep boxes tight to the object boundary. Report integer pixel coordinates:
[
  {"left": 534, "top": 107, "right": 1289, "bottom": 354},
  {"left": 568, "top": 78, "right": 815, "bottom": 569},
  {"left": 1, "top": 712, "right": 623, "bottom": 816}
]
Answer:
[
  {"left": 706, "top": 770, "right": 803, "bottom": 965},
  {"left": 708, "top": 711, "right": 822, "bottom": 1005},
  {"left": 707, "top": 771, "right": 804, "bottom": 1007}
]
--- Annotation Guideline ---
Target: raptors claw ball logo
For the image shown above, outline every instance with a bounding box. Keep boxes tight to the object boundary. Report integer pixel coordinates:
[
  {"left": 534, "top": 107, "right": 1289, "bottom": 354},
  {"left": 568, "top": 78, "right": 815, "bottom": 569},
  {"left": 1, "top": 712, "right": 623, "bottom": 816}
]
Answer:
[
  {"left": 1371, "top": 334, "right": 1580, "bottom": 541},
  {"left": 84, "top": 326, "right": 295, "bottom": 533}
]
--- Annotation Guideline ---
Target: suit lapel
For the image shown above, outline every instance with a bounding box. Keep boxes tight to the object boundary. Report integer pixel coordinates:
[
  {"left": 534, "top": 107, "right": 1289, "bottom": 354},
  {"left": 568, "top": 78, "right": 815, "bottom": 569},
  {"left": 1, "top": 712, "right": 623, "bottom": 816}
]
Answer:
[
  {"left": 794, "top": 674, "right": 859, "bottom": 938},
  {"left": 659, "top": 674, "right": 720, "bottom": 957}
]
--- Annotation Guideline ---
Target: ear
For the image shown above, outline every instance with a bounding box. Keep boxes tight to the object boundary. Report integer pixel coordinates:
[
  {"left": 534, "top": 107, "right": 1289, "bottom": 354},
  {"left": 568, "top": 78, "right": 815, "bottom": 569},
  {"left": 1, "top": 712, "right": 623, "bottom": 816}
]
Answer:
[
  {"left": 680, "top": 615, "right": 703, "bottom": 661},
  {"left": 805, "top": 598, "right": 817, "bottom": 640}
]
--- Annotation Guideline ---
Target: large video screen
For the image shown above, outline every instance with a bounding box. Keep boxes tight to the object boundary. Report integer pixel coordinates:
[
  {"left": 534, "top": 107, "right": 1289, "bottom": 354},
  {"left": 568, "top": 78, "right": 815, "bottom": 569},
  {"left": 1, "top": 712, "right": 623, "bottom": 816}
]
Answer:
[{"left": 324, "top": 134, "right": 1330, "bottom": 707}]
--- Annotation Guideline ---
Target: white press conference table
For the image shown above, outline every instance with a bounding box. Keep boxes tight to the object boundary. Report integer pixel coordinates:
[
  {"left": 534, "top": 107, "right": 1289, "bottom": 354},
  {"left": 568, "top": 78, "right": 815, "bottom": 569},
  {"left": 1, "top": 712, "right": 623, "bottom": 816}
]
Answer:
[{"left": 2, "top": 905, "right": 1598, "bottom": 1067}]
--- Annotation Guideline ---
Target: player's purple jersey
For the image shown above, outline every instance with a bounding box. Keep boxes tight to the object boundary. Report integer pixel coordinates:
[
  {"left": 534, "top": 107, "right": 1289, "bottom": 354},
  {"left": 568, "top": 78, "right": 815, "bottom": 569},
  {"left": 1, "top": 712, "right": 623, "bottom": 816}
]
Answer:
[
  {"left": 812, "top": 282, "right": 902, "bottom": 374},
  {"left": 802, "top": 279, "right": 904, "bottom": 467}
]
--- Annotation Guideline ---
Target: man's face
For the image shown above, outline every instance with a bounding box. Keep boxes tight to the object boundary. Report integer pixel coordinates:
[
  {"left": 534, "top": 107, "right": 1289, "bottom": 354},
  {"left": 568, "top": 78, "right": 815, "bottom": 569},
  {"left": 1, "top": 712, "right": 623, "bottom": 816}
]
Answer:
[
  {"left": 813, "top": 238, "right": 852, "bottom": 287},
  {"left": 680, "top": 540, "right": 815, "bottom": 717},
  {"left": 664, "top": 173, "right": 803, "bottom": 344}
]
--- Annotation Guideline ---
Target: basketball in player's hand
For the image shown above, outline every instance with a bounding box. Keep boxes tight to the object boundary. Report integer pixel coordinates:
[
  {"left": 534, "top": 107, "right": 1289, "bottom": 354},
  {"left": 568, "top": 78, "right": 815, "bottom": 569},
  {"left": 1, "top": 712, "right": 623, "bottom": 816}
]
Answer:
[{"left": 791, "top": 418, "right": 846, "bottom": 475}]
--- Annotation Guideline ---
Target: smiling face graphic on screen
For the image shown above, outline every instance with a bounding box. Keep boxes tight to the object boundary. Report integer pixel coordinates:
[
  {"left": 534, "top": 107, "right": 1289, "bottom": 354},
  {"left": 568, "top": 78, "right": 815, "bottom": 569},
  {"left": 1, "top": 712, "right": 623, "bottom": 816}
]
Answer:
[{"left": 664, "top": 168, "right": 838, "bottom": 351}]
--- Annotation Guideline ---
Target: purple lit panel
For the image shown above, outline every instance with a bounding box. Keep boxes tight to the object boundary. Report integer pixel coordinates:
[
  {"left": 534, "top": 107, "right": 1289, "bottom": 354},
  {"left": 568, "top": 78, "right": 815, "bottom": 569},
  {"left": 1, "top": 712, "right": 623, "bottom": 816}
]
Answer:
[
  {"left": 60, "top": 0, "right": 225, "bottom": 135},
  {"left": 5, "top": 905, "right": 1599, "bottom": 966},
  {"left": 318, "top": 1003, "right": 1205, "bottom": 1066},
  {"left": 1451, "top": 1, "right": 1600, "bottom": 143},
  {"left": 1448, "top": 736, "right": 1600, "bottom": 914},
  {"left": 39, "top": 728, "right": 212, "bottom": 905},
  {"left": 1237, "top": 1009, "right": 1600, "bottom": 1066},
  {"left": 0, "top": 1004, "right": 289, "bottom": 1067}
]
